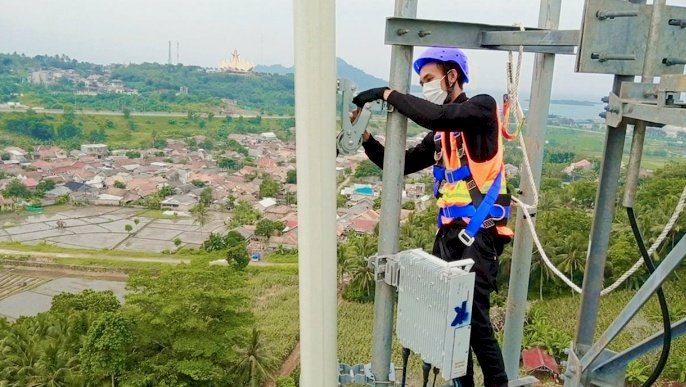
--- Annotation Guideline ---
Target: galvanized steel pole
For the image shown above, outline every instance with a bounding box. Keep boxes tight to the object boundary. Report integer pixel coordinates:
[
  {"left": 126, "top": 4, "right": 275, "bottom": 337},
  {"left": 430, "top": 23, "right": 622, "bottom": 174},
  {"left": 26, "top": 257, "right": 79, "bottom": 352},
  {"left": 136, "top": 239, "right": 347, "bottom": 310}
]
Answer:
[
  {"left": 623, "top": 0, "right": 665, "bottom": 208},
  {"left": 371, "top": 0, "right": 417, "bottom": 385},
  {"left": 574, "top": 74, "right": 633, "bottom": 353},
  {"left": 293, "top": 0, "right": 338, "bottom": 385},
  {"left": 574, "top": 0, "right": 652, "bottom": 354},
  {"left": 502, "top": 0, "right": 561, "bottom": 379}
]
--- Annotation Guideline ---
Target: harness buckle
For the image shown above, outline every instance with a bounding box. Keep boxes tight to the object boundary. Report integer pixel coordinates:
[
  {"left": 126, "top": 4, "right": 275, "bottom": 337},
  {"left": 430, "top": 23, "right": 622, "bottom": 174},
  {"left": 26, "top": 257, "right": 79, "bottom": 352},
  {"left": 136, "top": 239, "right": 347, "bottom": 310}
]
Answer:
[
  {"left": 491, "top": 204, "right": 506, "bottom": 221},
  {"left": 457, "top": 147, "right": 465, "bottom": 159},
  {"left": 458, "top": 229, "right": 475, "bottom": 246},
  {"left": 482, "top": 218, "right": 495, "bottom": 228},
  {"left": 466, "top": 180, "right": 477, "bottom": 191}
]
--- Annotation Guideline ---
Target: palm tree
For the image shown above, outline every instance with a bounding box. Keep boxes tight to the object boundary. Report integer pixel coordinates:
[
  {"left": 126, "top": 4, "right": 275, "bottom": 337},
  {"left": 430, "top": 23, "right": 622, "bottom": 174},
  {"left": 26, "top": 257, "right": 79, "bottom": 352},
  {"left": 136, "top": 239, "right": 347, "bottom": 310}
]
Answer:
[
  {"left": 555, "top": 235, "right": 587, "bottom": 293},
  {"left": 234, "top": 328, "right": 278, "bottom": 387},
  {"left": 190, "top": 203, "right": 210, "bottom": 238}
]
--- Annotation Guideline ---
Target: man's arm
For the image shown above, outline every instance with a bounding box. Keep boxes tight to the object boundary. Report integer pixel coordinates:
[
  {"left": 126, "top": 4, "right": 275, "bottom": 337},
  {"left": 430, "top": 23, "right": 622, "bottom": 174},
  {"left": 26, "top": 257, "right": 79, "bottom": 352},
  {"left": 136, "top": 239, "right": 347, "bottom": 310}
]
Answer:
[
  {"left": 362, "top": 131, "right": 435, "bottom": 175},
  {"left": 384, "top": 91, "right": 496, "bottom": 131}
]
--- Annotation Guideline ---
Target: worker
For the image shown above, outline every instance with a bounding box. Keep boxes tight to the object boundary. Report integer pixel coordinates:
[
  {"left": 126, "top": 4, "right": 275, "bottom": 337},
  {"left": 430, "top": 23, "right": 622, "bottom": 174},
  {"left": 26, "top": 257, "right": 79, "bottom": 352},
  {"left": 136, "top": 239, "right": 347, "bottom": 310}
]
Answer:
[{"left": 352, "top": 47, "right": 513, "bottom": 387}]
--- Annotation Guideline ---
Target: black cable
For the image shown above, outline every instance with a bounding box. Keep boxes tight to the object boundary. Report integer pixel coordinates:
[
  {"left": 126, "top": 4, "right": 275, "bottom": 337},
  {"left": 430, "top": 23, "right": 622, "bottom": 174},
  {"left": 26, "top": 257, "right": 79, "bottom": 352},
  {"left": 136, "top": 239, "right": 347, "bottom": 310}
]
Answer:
[
  {"left": 401, "top": 347, "right": 410, "bottom": 387},
  {"left": 627, "top": 207, "right": 671, "bottom": 387},
  {"left": 431, "top": 366, "right": 439, "bottom": 387},
  {"left": 421, "top": 362, "right": 431, "bottom": 387}
]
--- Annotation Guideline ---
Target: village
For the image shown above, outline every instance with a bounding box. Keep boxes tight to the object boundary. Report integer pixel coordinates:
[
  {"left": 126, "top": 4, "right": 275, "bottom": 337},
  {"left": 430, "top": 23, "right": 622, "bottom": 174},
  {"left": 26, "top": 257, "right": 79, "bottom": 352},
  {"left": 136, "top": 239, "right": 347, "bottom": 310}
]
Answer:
[{"left": 0, "top": 131, "right": 457, "bottom": 257}]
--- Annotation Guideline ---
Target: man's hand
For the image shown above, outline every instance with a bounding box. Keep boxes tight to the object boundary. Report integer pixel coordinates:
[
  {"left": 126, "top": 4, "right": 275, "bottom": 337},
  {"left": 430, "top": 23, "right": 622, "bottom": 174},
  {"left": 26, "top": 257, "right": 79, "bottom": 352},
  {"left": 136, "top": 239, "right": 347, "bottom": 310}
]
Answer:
[{"left": 352, "top": 87, "right": 389, "bottom": 107}]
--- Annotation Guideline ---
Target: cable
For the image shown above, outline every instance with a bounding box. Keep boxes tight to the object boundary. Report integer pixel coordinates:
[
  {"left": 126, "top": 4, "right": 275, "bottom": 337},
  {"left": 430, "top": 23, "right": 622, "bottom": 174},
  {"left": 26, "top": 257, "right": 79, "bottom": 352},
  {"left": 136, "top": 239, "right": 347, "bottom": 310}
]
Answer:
[
  {"left": 431, "top": 366, "right": 439, "bottom": 387},
  {"left": 421, "top": 362, "right": 431, "bottom": 387},
  {"left": 627, "top": 207, "right": 671, "bottom": 387},
  {"left": 401, "top": 347, "right": 410, "bottom": 387}
]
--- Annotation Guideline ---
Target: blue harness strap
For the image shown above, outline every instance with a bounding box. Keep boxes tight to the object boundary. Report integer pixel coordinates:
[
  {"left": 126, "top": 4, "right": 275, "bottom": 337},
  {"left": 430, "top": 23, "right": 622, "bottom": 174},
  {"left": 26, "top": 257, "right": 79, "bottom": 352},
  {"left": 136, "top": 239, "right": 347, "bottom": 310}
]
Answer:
[
  {"left": 440, "top": 202, "right": 510, "bottom": 220},
  {"left": 463, "top": 171, "right": 503, "bottom": 239}
]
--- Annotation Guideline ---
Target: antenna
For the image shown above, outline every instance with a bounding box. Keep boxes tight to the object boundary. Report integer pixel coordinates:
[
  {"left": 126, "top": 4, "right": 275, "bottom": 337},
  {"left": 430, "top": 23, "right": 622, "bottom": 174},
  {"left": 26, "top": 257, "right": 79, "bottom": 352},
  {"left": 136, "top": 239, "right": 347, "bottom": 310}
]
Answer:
[
  {"left": 176, "top": 41, "right": 180, "bottom": 64},
  {"left": 168, "top": 41, "right": 172, "bottom": 65}
]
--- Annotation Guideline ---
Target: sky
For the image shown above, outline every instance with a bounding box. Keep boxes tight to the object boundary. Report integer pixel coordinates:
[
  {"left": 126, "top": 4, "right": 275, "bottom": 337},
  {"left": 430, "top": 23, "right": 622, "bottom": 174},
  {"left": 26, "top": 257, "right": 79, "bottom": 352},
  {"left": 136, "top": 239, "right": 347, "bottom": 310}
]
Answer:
[{"left": 2, "top": 0, "right": 685, "bottom": 100}]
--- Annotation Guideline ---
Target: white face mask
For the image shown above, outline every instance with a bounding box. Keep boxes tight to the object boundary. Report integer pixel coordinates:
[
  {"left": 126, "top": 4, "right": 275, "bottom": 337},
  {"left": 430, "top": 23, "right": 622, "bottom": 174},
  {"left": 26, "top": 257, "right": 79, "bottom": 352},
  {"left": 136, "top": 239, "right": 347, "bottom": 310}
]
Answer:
[{"left": 422, "top": 75, "right": 448, "bottom": 104}]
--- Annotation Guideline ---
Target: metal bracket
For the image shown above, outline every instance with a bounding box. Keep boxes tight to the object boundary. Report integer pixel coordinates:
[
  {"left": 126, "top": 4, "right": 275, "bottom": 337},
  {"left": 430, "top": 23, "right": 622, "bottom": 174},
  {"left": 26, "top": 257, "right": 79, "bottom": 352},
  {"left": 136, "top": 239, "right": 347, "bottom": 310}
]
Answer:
[
  {"left": 602, "top": 75, "right": 686, "bottom": 128},
  {"left": 385, "top": 17, "right": 576, "bottom": 55},
  {"left": 368, "top": 254, "right": 400, "bottom": 286},
  {"left": 577, "top": 0, "right": 686, "bottom": 75}
]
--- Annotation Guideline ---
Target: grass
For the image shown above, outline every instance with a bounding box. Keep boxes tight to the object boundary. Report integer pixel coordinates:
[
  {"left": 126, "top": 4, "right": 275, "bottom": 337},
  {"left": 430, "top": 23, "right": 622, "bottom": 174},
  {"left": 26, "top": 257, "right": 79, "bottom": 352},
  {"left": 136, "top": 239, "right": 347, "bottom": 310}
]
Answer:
[
  {"left": 247, "top": 265, "right": 300, "bottom": 364},
  {"left": 0, "top": 110, "right": 291, "bottom": 150},
  {"left": 51, "top": 257, "right": 167, "bottom": 271},
  {"left": 529, "top": 276, "right": 686, "bottom": 383},
  {"left": 0, "top": 241, "right": 225, "bottom": 262}
]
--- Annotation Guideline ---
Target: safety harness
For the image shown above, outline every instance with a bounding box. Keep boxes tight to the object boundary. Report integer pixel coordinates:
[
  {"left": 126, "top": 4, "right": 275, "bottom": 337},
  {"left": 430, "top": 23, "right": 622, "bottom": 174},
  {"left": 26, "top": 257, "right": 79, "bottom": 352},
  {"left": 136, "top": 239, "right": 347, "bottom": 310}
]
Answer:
[{"left": 432, "top": 131, "right": 511, "bottom": 246}]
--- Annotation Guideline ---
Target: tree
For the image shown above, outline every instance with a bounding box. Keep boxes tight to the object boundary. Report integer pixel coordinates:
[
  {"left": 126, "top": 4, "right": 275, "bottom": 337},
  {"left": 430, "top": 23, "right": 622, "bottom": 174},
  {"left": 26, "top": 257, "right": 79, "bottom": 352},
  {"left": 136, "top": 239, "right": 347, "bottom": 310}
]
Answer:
[
  {"left": 337, "top": 194, "right": 348, "bottom": 208},
  {"left": 233, "top": 328, "right": 278, "bottom": 387},
  {"left": 225, "top": 230, "right": 246, "bottom": 247},
  {"left": 259, "top": 175, "right": 280, "bottom": 199},
  {"left": 3, "top": 179, "right": 31, "bottom": 199},
  {"left": 200, "top": 187, "right": 213, "bottom": 205},
  {"left": 51, "top": 289, "right": 121, "bottom": 314},
  {"left": 36, "top": 179, "right": 56, "bottom": 194},
  {"left": 354, "top": 159, "right": 382, "bottom": 178},
  {"left": 202, "top": 232, "right": 228, "bottom": 252},
  {"left": 122, "top": 266, "right": 252, "bottom": 385},
  {"left": 231, "top": 200, "right": 260, "bottom": 226},
  {"left": 125, "top": 224, "right": 133, "bottom": 233},
  {"left": 286, "top": 169, "right": 297, "bottom": 184},
  {"left": 80, "top": 312, "right": 135, "bottom": 387},
  {"left": 56, "top": 121, "right": 83, "bottom": 140},
  {"left": 158, "top": 185, "right": 174, "bottom": 198},
  {"left": 402, "top": 201, "right": 416, "bottom": 210},
  {"left": 113, "top": 180, "right": 126, "bottom": 189},
  {"left": 255, "top": 219, "right": 285, "bottom": 244},
  {"left": 191, "top": 179, "right": 206, "bottom": 188},
  {"left": 219, "top": 157, "right": 242, "bottom": 170},
  {"left": 227, "top": 242, "right": 250, "bottom": 270},
  {"left": 191, "top": 203, "right": 210, "bottom": 234},
  {"left": 122, "top": 108, "right": 131, "bottom": 119},
  {"left": 125, "top": 150, "right": 141, "bottom": 159}
]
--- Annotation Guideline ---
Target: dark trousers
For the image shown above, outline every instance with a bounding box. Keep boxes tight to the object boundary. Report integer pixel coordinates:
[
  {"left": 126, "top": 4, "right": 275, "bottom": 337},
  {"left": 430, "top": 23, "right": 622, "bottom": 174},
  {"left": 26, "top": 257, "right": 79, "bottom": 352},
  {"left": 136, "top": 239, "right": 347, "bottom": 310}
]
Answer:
[{"left": 432, "top": 226, "right": 508, "bottom": 387}]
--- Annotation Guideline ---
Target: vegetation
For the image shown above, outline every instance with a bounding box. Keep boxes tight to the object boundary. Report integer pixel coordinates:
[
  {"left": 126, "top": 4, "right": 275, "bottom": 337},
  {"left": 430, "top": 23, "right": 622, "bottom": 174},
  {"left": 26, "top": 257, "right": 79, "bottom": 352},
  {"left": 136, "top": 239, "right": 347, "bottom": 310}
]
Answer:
[{"left": 0, "top": 53, "right": 294, "bottom": 115}]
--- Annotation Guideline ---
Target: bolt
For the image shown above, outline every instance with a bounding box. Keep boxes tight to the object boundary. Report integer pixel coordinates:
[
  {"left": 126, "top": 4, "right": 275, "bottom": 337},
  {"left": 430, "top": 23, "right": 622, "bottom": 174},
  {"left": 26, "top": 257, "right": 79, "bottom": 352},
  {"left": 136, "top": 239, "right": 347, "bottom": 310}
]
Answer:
[
  {"left": 418, "top": 30, "right": 431, "bottom": 37},
  {"left": 599, "top": 112, "right": 608, "bottom": 119},
  {"left": 601, "top": 96, "right": 609, "bottom": 103},
  {"left": 396, "top": 29, "right": 409, "bottom": 36}
]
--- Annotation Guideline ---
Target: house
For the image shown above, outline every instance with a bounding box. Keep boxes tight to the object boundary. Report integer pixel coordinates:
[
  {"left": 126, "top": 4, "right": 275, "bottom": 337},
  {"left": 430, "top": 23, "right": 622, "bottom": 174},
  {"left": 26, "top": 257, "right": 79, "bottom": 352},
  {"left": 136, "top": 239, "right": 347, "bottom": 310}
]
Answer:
[
  {"left": 270, "top": 227, "right": 298, "bottom": 249},
  {"left": 521, "top": 347, "right": 560, "bottom": 381},
  {"left": 34, "top": 145, "right": 67, "bottom": 160},
  {"left": 4, "top": 147, "right": 28, "bottom": 163},
  {"left": 94, "top": 193, "right": 123, "bottom": 206},
  {"left": 260, "top": 132, "right": 278, "bottom": 142},
  {"left": 80, "top": 144, "right": 108, "bottom": 158},
  {"left": 257, "top": 197, "right": 277, "bottom": 212},
  {"left": 404, "top": 183, "right": 426, "bottom": 199},
  {"left": 64, "top": 181, "right": 89, "bottom": 193},
  {"left": 161, "top": 194, "right": 197, "bottom": 212},
  {"left": 563, "top": 159, "right": 593, "bottom": 174}
]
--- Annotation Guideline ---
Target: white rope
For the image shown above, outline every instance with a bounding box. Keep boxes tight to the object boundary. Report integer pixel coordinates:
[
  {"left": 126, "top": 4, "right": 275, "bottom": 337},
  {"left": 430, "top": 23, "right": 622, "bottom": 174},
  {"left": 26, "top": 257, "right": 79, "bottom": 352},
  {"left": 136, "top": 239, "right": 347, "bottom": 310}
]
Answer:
[
  {"left": 513, "top": 196, "right": 583, "bottom": 293},
  {"left": 503, "top": 23, "right": 686, "bottom": 294},
  {"left": 600, "top": 185, "right": 686, "bottom": 295}
]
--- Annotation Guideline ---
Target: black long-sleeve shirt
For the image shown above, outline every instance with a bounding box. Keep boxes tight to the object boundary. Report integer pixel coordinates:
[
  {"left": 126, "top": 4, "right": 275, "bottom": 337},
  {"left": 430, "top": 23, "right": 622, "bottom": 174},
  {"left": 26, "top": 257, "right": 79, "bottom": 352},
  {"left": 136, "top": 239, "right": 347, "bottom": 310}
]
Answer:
[{"left": 362, "top": 92, "right": 499, "bottom": 174}]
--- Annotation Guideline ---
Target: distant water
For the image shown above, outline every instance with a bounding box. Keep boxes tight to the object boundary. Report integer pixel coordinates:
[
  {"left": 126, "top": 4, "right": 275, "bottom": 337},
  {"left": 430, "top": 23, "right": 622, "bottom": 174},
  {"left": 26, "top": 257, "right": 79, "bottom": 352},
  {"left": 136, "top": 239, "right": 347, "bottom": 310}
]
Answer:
[{"left": 521, "top": 101, "right": 604, "bottom": 122}]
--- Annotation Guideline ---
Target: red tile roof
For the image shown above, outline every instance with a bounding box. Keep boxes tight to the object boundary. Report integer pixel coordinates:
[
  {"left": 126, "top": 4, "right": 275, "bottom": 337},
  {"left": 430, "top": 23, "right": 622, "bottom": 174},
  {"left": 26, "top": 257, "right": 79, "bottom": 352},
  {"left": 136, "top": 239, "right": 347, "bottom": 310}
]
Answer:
[{"left": 522, "top": 347, "right": 560, "bottom": 375}]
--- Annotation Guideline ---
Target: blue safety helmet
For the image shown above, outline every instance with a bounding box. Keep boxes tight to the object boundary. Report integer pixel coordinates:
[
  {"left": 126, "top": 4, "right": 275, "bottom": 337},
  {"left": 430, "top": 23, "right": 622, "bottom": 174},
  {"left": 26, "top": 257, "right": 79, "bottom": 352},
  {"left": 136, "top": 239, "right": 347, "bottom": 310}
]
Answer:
[{"left": 413, "top": 47, "right": 469, "bottom": 84}]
